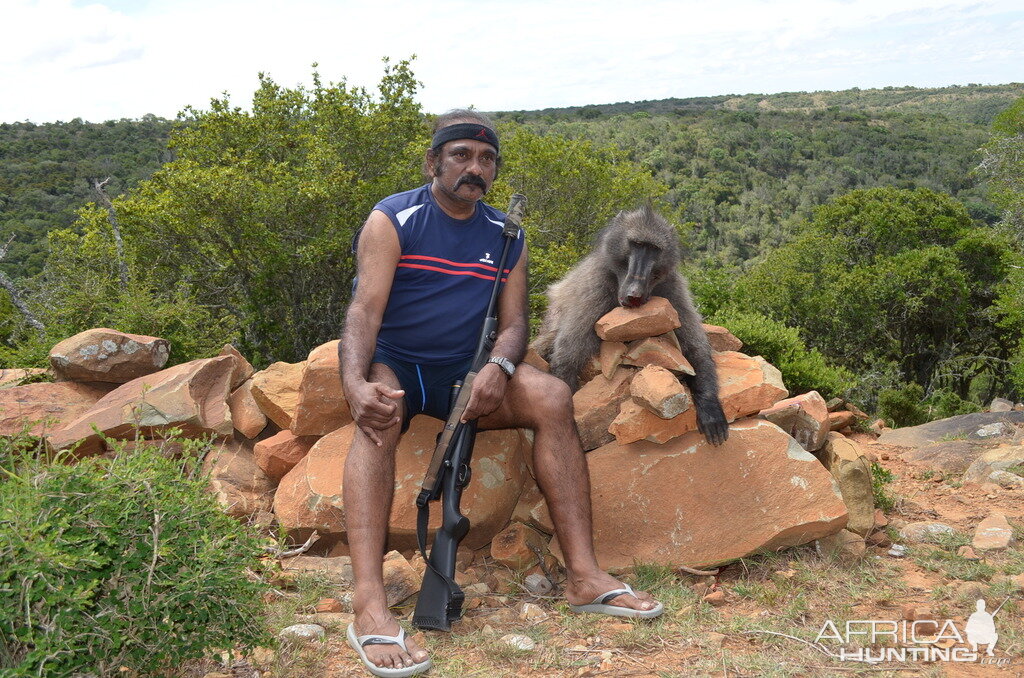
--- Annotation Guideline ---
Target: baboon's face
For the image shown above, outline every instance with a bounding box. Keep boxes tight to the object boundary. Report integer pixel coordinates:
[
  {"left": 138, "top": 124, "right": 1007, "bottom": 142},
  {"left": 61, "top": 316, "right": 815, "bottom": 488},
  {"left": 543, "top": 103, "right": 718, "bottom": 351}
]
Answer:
[{"left": 614, "top": 238, "right": 666, "bottom": 307}]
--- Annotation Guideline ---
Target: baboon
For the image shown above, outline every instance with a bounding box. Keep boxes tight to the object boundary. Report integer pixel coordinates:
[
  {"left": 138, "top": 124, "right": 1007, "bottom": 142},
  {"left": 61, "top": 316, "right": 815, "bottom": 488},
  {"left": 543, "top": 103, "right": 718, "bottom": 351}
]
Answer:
[{"left": 534, "top": 204, "right": 729, "bottom": 445}]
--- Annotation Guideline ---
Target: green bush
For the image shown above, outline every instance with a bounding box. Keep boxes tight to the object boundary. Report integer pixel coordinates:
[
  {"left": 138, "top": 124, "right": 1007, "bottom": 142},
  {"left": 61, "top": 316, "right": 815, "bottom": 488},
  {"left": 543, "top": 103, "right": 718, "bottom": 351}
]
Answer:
[
  {"left": 708, "top": 309, "right": 854, "bottom": 399},
  {"left": 877, "top": 383, "right": 981, "bottom": 427},
  {"left": 0, "top": 439, "right": 270, "bottom": 676}
]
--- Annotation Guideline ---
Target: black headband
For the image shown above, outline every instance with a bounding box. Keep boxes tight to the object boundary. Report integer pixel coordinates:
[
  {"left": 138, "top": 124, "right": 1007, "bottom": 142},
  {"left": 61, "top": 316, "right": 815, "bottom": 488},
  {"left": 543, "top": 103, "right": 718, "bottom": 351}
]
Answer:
[{"left": 431, "top": 123, "right": 500, "bottom": 154}]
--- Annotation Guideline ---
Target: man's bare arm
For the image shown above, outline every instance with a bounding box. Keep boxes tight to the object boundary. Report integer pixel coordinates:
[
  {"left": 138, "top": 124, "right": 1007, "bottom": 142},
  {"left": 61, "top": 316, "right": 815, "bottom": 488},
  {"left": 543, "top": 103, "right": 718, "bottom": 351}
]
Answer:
[{"left": 340, "top": 210, "right": 404, "bottom": 444}]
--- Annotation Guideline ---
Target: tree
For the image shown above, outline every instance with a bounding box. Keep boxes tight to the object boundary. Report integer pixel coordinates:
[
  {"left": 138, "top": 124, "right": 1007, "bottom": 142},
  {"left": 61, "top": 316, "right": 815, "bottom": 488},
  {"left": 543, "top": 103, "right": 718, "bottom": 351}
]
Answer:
[{"left": 734, "top": 187, "right": 1016, "bottom": 401}]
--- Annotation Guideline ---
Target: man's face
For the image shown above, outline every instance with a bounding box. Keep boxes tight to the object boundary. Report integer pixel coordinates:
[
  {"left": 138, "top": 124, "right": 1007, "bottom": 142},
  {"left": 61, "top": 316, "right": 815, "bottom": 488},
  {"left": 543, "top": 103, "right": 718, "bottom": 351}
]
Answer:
[{"left": 431, "top": 138, "right": 498, "bottom": 204}]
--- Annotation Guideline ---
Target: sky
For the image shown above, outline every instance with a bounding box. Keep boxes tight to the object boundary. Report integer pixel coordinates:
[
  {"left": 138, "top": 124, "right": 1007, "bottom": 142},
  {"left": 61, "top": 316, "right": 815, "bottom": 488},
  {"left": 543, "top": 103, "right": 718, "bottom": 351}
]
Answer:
[{"left": 2, "top": 0, "right": 1022, "bottom": 123}]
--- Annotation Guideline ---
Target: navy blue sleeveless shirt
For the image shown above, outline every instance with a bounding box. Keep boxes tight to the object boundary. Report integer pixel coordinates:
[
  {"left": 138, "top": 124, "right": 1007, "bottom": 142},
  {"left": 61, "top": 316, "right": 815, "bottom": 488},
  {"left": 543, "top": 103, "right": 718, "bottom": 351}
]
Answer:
[{"left": 368, "top": 184, "right": 525, "bottom": 365}]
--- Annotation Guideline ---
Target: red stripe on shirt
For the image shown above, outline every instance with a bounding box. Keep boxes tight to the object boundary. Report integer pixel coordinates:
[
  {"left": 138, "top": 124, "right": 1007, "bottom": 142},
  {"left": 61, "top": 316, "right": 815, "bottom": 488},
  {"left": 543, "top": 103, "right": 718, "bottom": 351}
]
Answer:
[
  {"left": 400, "top": 254, "right": 510, "bottom": 274},
  {"left": 398, "top": 262, "right": 508, "bottom": 282}
]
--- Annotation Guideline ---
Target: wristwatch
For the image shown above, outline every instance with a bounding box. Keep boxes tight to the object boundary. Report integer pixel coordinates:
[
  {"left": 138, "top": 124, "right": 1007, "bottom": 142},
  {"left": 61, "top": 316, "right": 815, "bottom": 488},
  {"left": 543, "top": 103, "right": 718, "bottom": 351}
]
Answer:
[{"left": 487, "top": 356, "right": 516, "bottom": 379}]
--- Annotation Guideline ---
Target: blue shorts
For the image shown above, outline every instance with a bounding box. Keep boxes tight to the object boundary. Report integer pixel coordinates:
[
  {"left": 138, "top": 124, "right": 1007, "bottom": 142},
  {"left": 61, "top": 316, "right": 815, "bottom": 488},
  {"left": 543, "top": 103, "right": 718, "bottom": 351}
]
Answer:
[{"left": 372, "top": 346, "right": 472, "bottom": 433}]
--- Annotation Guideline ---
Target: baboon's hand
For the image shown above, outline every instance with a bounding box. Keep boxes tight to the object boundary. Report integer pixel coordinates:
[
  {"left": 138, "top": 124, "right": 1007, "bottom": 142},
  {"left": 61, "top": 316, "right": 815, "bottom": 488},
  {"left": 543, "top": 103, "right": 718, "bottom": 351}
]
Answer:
[
  {"left": 462, "top": 363, "right": 507, "bottom": 423},
  {"left": 695, "top": 396, "right": 729, "bottom": 446}
]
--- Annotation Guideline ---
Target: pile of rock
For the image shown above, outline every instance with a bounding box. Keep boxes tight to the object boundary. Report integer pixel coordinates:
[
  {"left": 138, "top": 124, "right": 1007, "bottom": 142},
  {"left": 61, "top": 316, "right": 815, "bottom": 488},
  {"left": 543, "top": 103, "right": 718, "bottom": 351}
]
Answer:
[{"left": 3, "top": 302, "right": 877, "bottom": 580}]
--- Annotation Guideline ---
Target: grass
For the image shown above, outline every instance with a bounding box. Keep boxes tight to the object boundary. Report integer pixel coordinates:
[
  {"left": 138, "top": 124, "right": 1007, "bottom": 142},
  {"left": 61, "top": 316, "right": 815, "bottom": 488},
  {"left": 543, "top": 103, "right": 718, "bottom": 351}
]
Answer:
[{"left": 871, "top": 462, "right": 899, "bottom": 512}]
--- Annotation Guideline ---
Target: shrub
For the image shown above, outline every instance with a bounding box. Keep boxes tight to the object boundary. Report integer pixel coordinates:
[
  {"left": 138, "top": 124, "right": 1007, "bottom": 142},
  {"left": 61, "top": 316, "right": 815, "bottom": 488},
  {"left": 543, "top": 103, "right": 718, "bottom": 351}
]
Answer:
[
  {"left": 877, "top": 383, "right": 981, "bottom": 427},
  {"left": 708, "top": 309, "right": 854, "bottom": 399},
  {"left": 0, "top": 439, "right": 270, "bottom": 677}
]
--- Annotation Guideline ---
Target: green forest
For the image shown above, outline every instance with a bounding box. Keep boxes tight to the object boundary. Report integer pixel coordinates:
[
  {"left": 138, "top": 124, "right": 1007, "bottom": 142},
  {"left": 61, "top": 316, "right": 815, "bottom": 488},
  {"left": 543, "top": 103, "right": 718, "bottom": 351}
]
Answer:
[{"left": 1, "top": 61, "right": 1023, "bottom": 424}]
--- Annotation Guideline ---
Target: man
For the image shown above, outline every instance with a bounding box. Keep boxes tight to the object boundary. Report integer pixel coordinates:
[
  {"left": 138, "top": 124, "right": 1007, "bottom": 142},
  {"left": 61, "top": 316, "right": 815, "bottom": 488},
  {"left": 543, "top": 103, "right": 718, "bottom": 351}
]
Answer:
[{"left": 341, "top": 110, "right": 662, "bottom": 676}]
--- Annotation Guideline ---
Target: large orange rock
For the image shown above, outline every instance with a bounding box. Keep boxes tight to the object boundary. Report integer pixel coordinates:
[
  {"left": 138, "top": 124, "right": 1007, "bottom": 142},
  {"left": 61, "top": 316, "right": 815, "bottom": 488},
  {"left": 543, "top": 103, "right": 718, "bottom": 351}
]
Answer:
[
  {"left": 219, "top": 344, "right": 254, "bottom": 390},
  {"left": 251, "top": 360, "right": 306, "bottom": 429},
  {"left": 49, "top": 328, "right": 170, "bottom": 384},
  {"left": 254, "top": 430, "right": 317, "bottom": 482},
  {"left": 0, "top": 381, "right": 113, "bottom": 437},
  {"left": 630, "top": 365, "right": 690, "bottom": 419},
  {"left": 620, "top": 335, "right": 695, "bottom": 376},
  {"left": 716, "top": 352, "right": 788, "bottom": 420},
  {"left": 758, "top": 390, "right": 830, "bottom": 452},
  {"left": 594, "top": 297, "right": 681, "bottom": 342},
  {"left": 572, "top": 368, "right": 634, "bottom": 451},
  {"left": 292, "top": 341, "right": 352, "bottom": 436},
  {"left": 46, "top": 356, "right": 235, "bottom": 456},
  {"left": 814, "top": 433, "right": 874, "bottom": 536},
  {"left": 274, "top": 419, "right": 528, "bottom": 549},
  {"left": 609, "top": 399, "right": 693, "bottom": 445},
  {"left": 203, "top": 437, "right": 275, "bottom": 518},
  {"left": 703, "top": 324, "right": 743, "bottom": 352},
  {"left": 555, "top": 419, "right": 848, "bottom": 570},
  {"left": 228, "top": 378, "right": 268, "bottom": 439}
]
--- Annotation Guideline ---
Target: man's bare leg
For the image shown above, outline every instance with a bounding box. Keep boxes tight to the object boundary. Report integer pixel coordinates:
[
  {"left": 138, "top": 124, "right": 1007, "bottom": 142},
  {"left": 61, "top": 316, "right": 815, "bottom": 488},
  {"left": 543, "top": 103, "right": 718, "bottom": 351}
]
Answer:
[
  {"left": 480, "top": 365, "right": 659, "bottom": 612},
  {"left": 344, "top": 363, "right": 429, "bottom": 670}
]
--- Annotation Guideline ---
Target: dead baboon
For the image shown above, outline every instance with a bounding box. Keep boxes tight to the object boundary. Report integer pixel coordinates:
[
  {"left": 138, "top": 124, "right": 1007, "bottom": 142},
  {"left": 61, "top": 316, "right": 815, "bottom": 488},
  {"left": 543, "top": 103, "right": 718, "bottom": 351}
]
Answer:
[{"left": 534, "top": 204, "right": 729, "bottom": 445}]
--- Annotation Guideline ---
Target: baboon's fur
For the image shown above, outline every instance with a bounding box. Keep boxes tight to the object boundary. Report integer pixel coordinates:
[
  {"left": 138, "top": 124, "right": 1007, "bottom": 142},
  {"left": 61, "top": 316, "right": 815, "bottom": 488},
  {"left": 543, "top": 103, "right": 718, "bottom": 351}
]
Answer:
[{"left": 534, "top": 204, "right": 728, "bottom": 444}]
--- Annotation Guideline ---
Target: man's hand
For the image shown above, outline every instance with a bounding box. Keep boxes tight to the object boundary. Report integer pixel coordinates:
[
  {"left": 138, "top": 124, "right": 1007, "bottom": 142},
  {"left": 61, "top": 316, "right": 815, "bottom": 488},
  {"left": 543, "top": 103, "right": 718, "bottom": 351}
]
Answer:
[
  {"left": 348, "top": 380, "right": 405, "bottom": 446},
  {"left": 461, "top": 363, "right": 508, "bottom": 423}
]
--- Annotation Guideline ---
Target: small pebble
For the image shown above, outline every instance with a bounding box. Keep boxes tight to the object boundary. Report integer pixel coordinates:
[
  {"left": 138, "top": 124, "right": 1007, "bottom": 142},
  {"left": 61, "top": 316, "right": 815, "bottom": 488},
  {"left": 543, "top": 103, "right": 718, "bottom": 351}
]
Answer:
[
  {"left": 279, "top": 623, "right": 325, "bottom": 643},
  {"left": 888, "top": 544, "right": 908, "bottom": 557},
  {"left": 500, "top": 633, "right": 536, "bottom": 651}
]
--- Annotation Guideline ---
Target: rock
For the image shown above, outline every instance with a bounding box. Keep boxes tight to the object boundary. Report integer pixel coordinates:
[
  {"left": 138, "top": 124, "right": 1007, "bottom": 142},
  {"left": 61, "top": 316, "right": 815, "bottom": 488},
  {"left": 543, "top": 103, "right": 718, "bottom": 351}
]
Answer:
[
  {"left": 280, "top": 556, "right": 354, "bottom": 587},
  {"left": 490, "top": 522, "right": 549, "bottom": 570},
  {"left": 899, "top": 521, "right": 956, "bottom": 544},
  {"left": 251, "top": 361, "right": 307, "bottom": 430},
  {"left": 203, "top": 438, "right": 275, "bottom": 518},
  {"left": 816, "top": 529, "right": 866, "bottom": 564},
  {"left": 278, "top": 624, "right": 325, "bottom": 643},
  {"left": 552, "top": 419, "right": 848, "bottom": 570},
  {"left": 716, "top": 352, "right": 788, "bottom": 421},
  {"left": 758, "top": 391, "right": 829, "bottom": 452},
  {"left": 989, "top": 397, "right": 1014, "bottom": 413},
  {"left": 0, "top": 381, "right": 112, "bottom": 437},
  {"left": 219, "top": 344, "right": 254, "bottom": 390},
  {"left": 901, "top": 440, "right": 989, "bottom": 475},
  {"left": 0, "top": 368, "right": 48, "bottom": 389},
  {"left": 228, "top": 378, "right": 268, "bottom": 439},
  {"left": 988, "top": 470, "right": 1024, "bottom": 489},
  {"left": 703, "top": 324, "right": 742, "bottom": 352},
  {"left": 499, "top": 634, "right": 536, "bottom": 651},
  {"left": 963, "top": 446, "right": 1024, "bottom": 484},
  {"left": 828, "top": 411, "right": 857, "bottom": 431},
  {"left": 972, "top": 513, "right": 1013, "bottom": 551},
  {"left": 274, "top": 421, "right": 527, "bottom": 549},
  {"left": 888, "top": 544, "right": 908, "bottom": 557},
  {"left": 974, "top": 422, "right": 1007, "bottom": 438},
  {"left": 519, "top": 602, "right": 548, "bottom": 622},
  {"left": 594, "top": 297, "right": 680, "bottom": 342},
  {"left": 609, "top": 399, "right": 692, "bottom": 445},
  {"left": 523, "top": 573, "right": 553, "bottom": 595},
  {"left": 292, "top": 340, "right": 352, "bottom": 436},
  {"left": 572, "top": 368, "right": 633, "bottom": 451},
  {"left": 382, "top": 550, "right": 420, "bottom": 605},
  {"left": 957, "top": 546, "right": 981, "bottom": 560},
  {"left": 879, "top": 412, "right": 1024, "bottom": 448},
  {"left": 510, "top": 474, "right": 554, "bottom": 535},
  {"left": 873, "top": 509, "right": 889, "bottom": 529},
  {"left": 253, "top": 430, "right": 317, "bottom": 482},
  {"left": 522, "top": 348, "right": 549, "bottom": 373},
  {"left": 630, "top": 365, "right": 691, "bottom": 419},
  {"left": 49, "top": 328, "right": 170, "bottom": 384},
  {"left": 599, "top": 342, "right": 627, "bottom": 379},
  {"left": 315, "top": 598, "right": 345, "bottom": 613},
  {"left": 620, "top": 335, "right": 695, "bottom": 376},
  {"left": 703, "top": 590, "right": 727, "bottom": 607},
  {"left": 813, "top": 433, "right": 874, "bottom": 536},
  {"left": 47, "top": 356, "right": 235, "bottom": 456}
]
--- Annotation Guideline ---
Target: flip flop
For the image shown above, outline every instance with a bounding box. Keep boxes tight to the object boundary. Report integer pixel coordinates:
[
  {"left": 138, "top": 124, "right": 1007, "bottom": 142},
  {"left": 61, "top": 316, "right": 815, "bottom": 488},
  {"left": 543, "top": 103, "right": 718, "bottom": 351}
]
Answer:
[
  {"left": 568, "top": 584, "right": 664, "bottom": 619},
  {"left": 346, "top": 623, "right": 432, "bottom": 677}
]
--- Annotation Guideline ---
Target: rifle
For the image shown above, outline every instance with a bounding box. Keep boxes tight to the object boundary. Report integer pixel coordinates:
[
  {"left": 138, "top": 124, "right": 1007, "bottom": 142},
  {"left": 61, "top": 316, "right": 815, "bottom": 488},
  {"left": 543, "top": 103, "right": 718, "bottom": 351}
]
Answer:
[{"left": 412, "top": 193, "right": 527, "bottom": 631}]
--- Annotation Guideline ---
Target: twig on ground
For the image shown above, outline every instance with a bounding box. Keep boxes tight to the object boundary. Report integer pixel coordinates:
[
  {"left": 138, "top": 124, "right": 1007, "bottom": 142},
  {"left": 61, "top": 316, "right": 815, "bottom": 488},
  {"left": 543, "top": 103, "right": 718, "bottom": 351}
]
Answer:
[{"left": 265, "top": 531, "right": 320, "bottom": 558}]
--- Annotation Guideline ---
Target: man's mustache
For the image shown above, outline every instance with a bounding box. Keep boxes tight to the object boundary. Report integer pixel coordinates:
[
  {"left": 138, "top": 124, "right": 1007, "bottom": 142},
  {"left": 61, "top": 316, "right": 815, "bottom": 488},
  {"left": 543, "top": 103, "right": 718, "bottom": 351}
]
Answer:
[{"left": 454, "top": 174, "right": 487, "bottom": 190}]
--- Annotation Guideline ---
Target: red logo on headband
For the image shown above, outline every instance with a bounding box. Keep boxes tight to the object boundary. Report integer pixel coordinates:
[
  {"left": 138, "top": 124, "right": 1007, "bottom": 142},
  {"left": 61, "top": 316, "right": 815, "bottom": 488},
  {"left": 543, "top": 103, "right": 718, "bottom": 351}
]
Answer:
[{"left": 475, "top": 128, "right": 488, "bottom": 138}]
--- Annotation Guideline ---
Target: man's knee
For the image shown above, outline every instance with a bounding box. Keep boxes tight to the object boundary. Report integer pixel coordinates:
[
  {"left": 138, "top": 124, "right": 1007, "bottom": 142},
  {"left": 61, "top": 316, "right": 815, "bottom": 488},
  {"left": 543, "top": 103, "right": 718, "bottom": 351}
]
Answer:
[{"left": 514, "top": 366, "right": 574, "bottom": 422}]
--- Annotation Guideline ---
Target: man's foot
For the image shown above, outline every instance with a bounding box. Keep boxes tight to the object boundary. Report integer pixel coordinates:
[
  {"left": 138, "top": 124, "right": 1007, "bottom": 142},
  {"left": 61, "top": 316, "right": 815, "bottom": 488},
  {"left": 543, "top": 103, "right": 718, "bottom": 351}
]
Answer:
[
  {"left": 349, "top": 609, "right": 429, "bottom": 674},
  {"left": 564, "top": 571, "right": 662, "bottom": 617}
]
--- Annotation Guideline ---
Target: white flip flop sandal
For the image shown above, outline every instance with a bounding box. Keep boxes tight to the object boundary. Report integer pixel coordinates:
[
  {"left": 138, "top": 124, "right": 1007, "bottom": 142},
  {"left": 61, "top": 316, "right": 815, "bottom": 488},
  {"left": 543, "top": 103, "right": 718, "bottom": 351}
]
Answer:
[
  {"left": 567, "top": 584, "right": 664, "bottom": 619},
  {"left": 346, "top": 623, "right": 432, "bottom": 677}
]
